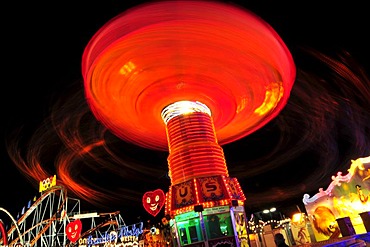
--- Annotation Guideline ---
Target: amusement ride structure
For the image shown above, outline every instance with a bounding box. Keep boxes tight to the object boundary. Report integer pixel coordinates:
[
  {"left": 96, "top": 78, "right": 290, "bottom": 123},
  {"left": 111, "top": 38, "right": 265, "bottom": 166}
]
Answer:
[
  {"left": 81, "top": 1, "right": 295, "bottom": 246},
  {"left": 0, "top": 184, "right": 127, "bottom": 247},
  {"left": 1, "top": 1, "right": 296, "bottom": 246}
]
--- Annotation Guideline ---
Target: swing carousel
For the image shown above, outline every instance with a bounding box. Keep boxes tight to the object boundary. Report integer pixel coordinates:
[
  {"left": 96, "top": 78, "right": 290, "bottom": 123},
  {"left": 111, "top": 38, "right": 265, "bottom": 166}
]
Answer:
[{"left": 81, "top": 1, "right": 296, "bottom": 246}]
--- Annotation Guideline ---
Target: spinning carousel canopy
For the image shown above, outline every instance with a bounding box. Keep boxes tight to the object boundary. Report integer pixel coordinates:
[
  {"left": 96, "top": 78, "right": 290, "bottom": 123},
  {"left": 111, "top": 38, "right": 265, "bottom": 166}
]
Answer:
[{"left": 82, "top": 0, "right": 296, "bottom": 151}]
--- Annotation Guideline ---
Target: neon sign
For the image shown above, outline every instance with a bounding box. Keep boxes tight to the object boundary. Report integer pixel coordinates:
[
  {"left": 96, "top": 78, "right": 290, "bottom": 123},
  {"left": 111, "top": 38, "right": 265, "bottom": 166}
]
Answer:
[
  {"left": 78, "top": 222, "right": 143, "bottom": 247},
  {"left": 142, "top": 189, "right": 165, "bottom": 216},
  {"left": 39, "top": 175, "right": 56, "bottom": 193}
]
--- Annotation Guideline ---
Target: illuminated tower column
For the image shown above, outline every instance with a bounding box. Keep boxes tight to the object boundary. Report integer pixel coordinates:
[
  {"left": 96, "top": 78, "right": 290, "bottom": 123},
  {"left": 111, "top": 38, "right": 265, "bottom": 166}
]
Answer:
[
  {"left": 161, "top": 100, "right": 246, "bottom": 216},
  {"left": 160, "top": 101, "right": 247, "bottom": 247},
  {"left": 161, "top": 101, "right": 229, "bottom": 185}
]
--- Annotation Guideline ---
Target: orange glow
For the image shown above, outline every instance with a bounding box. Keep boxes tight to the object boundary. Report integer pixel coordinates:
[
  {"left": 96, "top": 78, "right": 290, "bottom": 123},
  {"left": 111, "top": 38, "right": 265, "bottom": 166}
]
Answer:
[
  {"left": 194, "top": 178, "right": 200, "bottom": 204},
  {"left": 81, "top": 0, "right": 295, "bottom": 216},
  {"left": 254, "top": 81, "right": 284, "bottom": 115},
  {"left": 82, "top": 0, "right": 296, "bottom": 151},
  {"left": 165, "top": 107, "right": 228, "bottom": 184},
  {"left": 292, "top": 213, "right": 305, "bottom": 225}
]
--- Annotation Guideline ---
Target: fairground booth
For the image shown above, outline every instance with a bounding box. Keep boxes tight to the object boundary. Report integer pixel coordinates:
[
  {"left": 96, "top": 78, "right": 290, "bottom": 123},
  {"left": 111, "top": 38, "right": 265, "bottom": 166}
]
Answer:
[
  {"left": 164, "top": 174, "right": 247, "bottom": 247},
  {"left": 302, "top": 156, "right": 370, "bottom": 243}
]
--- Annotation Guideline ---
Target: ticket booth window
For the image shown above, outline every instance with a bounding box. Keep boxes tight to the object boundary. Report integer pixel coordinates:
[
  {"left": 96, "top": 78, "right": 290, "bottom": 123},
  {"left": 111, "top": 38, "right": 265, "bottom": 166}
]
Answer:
[{"left": 176, "top": 216, "right": 204, "bottom": 245}]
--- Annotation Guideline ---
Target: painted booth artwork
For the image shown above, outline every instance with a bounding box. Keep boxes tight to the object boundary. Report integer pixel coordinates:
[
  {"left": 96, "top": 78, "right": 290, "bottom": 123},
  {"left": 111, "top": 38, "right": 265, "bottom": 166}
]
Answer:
[{"left": 303, "top": 156, "right": 370, "bottom": 242}]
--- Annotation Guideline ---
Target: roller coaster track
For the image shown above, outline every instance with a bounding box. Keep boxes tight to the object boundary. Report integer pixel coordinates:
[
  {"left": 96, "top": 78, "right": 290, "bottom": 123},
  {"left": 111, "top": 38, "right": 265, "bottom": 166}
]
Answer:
[
  {"left": 2, "top": 185, "right": 72, "bottom": 247},
  {"left": 65, "top": 211, "right": 125, "bottom": 247},
  {"left": 79, "top": 211, "right": 121, "bottom": 239},
  {"left": 0, "top": 186, "right": 126, "bottom": 247}
]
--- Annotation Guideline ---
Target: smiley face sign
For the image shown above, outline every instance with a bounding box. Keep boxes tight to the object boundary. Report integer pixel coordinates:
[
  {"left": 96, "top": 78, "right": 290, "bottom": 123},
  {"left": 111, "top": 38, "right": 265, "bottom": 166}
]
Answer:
[
  {"left": 142, "top": 189, "right": 165, "bottom": 216},
  {"left": 66, "top": 219, "right": 82, "bottom": 243}
]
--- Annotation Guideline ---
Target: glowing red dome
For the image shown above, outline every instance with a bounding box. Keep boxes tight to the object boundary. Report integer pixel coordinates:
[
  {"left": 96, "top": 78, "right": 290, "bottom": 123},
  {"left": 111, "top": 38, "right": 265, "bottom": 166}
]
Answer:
[{"left": 82, "top": 0, "right": 296, "bottom": 151}]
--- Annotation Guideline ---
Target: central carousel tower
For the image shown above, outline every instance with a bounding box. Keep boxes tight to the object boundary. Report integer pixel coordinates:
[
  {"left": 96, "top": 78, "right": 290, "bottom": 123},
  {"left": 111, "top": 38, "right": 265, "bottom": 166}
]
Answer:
[{"left": 81, "top": 1, "right": 296, "bottom": 246}]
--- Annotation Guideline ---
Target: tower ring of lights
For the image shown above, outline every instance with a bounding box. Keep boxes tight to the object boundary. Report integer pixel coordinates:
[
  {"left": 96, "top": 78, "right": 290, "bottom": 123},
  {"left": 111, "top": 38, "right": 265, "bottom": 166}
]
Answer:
[{"left": 82, "top": 0, "right": 296, "bottom": 151}]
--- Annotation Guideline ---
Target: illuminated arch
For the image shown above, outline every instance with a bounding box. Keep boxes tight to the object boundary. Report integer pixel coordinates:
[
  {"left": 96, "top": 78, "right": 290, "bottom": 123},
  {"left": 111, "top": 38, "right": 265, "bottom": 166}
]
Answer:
[{"left": 0, "top": 207, "right": 24, "bottom": 245}]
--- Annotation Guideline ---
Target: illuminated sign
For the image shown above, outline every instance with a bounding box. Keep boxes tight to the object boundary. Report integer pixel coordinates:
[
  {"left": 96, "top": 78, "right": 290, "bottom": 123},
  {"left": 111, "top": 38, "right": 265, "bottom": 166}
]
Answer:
[
  {"left": 78, "top": 222, "right": 143, "bottom": 247},
  {"left": 142, "top": 189, "right": 165, "bottom": 216},
  {"left": 66, "top": 219, "right": 82, "bottom": 243},
  {"left": 198, "top": 176, "right": 225, "bottom": 201},
  {"left": 175, "top": 211, "right": 199, "bottom": 221},
  {"left": 39, "top": 175, "right": 57, "bottom": 193},
  {"left": 203, "top": 206, "right": 229, "bottom": 216}
]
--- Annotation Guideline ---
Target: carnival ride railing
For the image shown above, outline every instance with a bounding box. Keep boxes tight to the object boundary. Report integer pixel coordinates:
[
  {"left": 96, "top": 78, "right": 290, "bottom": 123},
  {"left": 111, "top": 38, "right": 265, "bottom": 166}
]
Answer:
[{"left": 1, "top": 185, "right": 127, "bottom": 247}]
